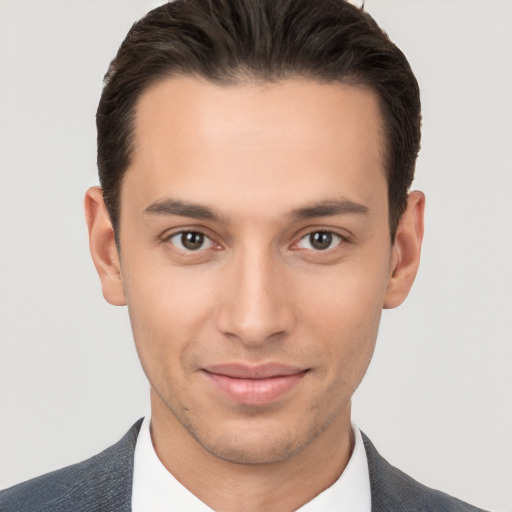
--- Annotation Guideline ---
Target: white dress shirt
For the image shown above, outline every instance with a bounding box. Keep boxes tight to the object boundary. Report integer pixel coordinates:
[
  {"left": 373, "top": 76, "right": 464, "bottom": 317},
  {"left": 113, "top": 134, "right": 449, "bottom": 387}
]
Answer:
[{"left": 132, "top": 415, "right": 371, "bottom": 511}]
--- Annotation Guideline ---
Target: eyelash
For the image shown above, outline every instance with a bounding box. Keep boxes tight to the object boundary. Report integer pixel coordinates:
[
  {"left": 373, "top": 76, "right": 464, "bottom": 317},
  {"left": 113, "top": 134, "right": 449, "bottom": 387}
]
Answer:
[
  {"left": 164, "top": 229, "right": 347, "bottom": 253},
  {"left": 294, "top": 230, "right": 345, "bottom": 252},
  {"left": 166, "top": 230, "right": 217, "bottom": 252}
]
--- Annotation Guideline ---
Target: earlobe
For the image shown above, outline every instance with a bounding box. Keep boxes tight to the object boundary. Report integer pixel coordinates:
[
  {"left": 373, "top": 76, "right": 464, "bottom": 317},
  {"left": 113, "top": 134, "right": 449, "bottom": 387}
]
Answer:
[
  {"left": 384, "top": 190, "right": 425, "bottom": 309},
  {"left": 84, "top": 186, "right": 126, "bottom": 306}
]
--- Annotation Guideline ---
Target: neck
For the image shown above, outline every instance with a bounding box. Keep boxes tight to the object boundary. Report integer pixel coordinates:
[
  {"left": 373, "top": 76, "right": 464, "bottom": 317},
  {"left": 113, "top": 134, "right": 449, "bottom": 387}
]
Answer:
[{"left": 149, "top": 390, "right": 354, "bottom": 512}]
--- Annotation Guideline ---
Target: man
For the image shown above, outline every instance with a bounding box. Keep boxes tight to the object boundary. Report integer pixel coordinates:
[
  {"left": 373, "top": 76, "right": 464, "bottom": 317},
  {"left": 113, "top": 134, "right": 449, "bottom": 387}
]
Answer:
[{"left": 0, "top": 0, "right": 492, "bottom": 510}]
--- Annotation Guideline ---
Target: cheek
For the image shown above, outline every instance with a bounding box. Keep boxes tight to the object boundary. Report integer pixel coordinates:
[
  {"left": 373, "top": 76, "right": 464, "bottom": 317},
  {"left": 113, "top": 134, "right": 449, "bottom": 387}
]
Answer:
[
  {"left": 305, "top": 294, "right": 382, "bottom": 418},
  {"left": 296, "top": 258, "right": 389, "bottom": 374},
  {"left": 121, "top": 260, "right": 218, "bottom": 367},
  {"left": 316, "top": 299, "right": 381, "bottom": 384}
]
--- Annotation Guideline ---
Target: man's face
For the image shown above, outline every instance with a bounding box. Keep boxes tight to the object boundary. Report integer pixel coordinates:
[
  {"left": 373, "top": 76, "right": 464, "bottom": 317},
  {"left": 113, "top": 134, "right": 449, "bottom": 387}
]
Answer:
[{"left": 112, "top": 77, "right": 398, "bottom": 464}]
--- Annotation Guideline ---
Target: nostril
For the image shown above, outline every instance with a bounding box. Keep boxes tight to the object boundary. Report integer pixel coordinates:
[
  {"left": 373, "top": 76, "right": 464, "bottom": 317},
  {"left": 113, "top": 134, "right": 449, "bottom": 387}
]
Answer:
[{"left": 216, "top": 306, "right": 295, "bottom": 347}]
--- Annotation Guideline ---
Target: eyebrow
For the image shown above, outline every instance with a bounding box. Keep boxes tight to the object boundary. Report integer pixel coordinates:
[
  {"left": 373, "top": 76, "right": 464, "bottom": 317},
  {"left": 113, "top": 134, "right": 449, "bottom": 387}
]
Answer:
[
  {"left": 144, "top": 199, "right": 222, "bottom": 221},
  {"left": 143, "top": 198, "right": 368, "bottom": 222},
  {"left": 291, "top": 199, "right": 369, "bottom": 220}
]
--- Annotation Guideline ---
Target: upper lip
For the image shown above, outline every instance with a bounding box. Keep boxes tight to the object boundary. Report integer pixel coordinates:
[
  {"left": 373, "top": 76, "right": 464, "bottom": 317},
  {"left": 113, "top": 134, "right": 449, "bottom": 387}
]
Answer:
[{"left": 203, "top": 363, "right": 307, "bottom": 379}]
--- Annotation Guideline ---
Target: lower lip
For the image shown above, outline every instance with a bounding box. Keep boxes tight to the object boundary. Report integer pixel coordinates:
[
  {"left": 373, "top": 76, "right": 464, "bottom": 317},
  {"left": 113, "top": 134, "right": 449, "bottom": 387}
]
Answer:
[{"left": 203, "top": 371, "right": 307, "bottom": 405}]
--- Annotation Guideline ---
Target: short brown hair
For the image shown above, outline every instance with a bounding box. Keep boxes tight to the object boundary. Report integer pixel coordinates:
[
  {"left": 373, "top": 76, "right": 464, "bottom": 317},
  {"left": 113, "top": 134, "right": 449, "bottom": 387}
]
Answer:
[{"left": 97, "top": 0, "right": 421, "bottom": 241}]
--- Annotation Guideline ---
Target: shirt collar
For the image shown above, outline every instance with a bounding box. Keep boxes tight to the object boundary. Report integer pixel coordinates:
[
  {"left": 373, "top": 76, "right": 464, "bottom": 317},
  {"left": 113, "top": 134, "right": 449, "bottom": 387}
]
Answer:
[{"left": 132, "top": 414, "right": 371, "bottom": 511}]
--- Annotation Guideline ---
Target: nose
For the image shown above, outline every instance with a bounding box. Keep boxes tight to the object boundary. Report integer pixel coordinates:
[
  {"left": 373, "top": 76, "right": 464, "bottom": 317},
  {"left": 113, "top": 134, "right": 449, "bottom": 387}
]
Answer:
[{"left": 215, "top": 246, "right": 296, "bottom": 347}]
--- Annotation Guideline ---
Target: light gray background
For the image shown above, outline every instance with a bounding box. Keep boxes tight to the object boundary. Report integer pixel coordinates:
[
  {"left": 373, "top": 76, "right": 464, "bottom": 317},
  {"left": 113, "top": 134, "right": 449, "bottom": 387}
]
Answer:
[{"left": 1, "top": 0, "right": 511, "bottom": 510}]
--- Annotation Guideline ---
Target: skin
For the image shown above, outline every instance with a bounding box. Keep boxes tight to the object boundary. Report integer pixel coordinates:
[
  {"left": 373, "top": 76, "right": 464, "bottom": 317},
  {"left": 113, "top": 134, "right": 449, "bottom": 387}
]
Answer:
[{"left": 85, "top": 77, "right": 424, "bottom": 511}]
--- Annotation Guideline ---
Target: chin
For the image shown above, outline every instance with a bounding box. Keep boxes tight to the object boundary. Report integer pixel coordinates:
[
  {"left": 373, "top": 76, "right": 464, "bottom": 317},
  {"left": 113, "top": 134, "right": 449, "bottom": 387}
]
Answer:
[
  {"left": 189, "top": 417, "right": 328, "bottom": 466},
  {"left": 204, "top": 434, "right": 304, "bottom": 465}
]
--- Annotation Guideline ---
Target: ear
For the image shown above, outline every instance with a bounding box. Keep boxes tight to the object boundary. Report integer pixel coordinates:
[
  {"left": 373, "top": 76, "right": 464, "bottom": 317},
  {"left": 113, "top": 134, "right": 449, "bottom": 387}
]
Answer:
[
  {"left": 384, "top": 190, "right": 425, "bottom": 309},
  {"left": 84, "top": 186, "right": 126, "bottom": 306}
]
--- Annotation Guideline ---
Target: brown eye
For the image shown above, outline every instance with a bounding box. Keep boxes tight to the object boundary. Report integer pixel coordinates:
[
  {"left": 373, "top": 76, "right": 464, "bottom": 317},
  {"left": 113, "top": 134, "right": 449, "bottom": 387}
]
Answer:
[
  {"left": 297, "top": 231, "right": 342, "bottom": 251},
  {"left": 169, "top": 231, "right": 213, "bottom": 251},
  {"left": 310, "top": 231, "right": 332, "bottom": 250},
  {"left": 182, "top": 232, "right": 204, "bottom": 250}
]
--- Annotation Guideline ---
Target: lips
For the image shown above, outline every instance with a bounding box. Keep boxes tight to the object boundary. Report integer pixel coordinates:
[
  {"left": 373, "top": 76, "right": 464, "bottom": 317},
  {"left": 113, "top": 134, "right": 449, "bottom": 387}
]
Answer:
[{"left": 202, "top": 364, "right": 308, "bottom": 405}]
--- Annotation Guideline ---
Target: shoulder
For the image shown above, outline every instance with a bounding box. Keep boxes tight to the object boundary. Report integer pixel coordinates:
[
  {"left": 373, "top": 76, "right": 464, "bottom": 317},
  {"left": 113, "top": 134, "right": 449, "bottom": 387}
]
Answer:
[
  {"left": 0, "top": 419, "right": 143, "bottom": 512},
  {"left": 361, "top": 432, "right": 489, "bottom": 512}
]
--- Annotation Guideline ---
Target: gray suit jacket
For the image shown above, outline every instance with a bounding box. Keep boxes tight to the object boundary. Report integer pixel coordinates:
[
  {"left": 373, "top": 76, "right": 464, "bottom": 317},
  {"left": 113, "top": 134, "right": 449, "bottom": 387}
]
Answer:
[{"left": 0, "top": 419, "right": 488, "bottom": 512}]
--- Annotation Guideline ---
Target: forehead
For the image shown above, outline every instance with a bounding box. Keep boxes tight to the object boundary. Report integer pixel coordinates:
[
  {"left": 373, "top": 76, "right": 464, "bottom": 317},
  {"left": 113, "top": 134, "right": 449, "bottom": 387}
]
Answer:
[{"left": 124, "top": 76, "right": 387, "bottom": 217}]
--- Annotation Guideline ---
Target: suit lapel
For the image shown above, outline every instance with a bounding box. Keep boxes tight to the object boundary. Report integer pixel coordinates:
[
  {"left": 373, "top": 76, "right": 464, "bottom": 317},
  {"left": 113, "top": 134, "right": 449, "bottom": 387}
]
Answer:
[
  {"left": 75, "top": 418, "right": 142, "bottom": 512},
  {"left": 362, "top": 432, "right": 418, "bottom": 512}
]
